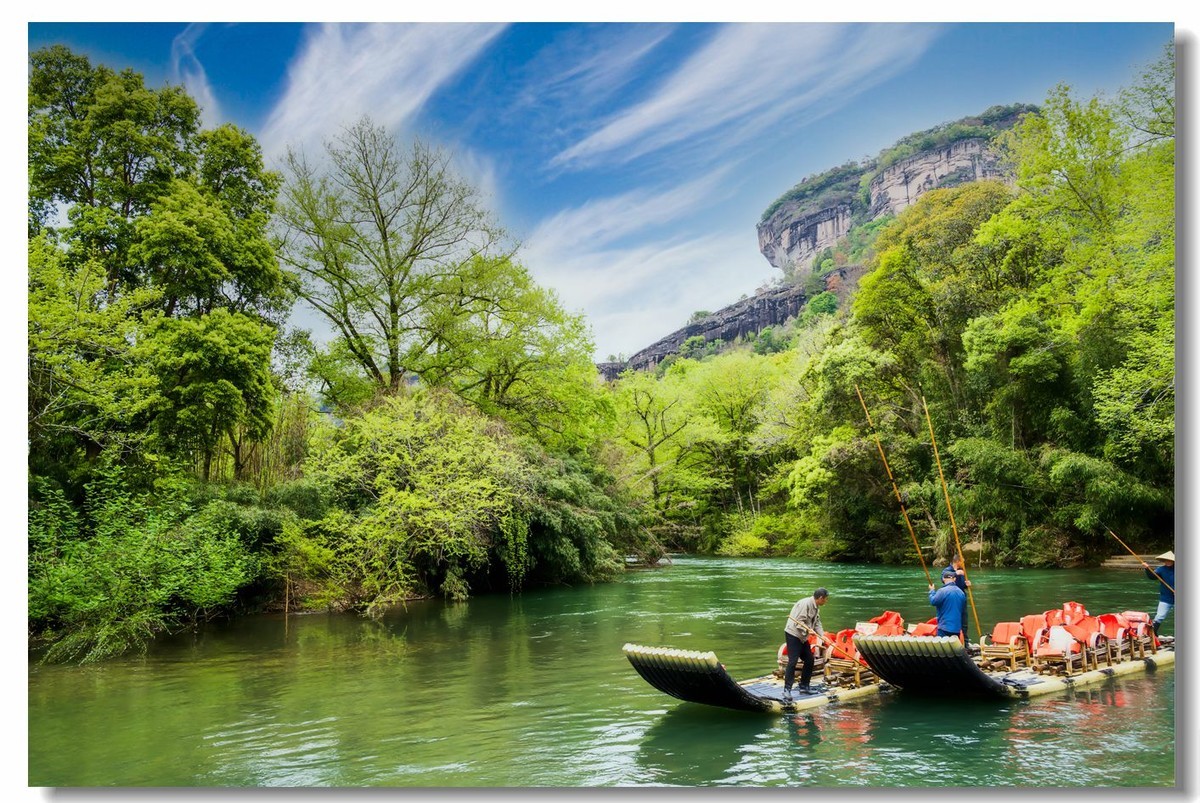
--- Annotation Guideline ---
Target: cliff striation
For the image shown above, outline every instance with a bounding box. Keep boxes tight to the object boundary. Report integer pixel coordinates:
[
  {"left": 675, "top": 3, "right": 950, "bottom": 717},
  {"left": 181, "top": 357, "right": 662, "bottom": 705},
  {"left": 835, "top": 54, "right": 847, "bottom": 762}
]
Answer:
[
  {"left": 867, "top": 138, "right": 1006, "bottom": 219},
  {"left": 757, "top": 137, "right": 1006, "bottom": 273}
]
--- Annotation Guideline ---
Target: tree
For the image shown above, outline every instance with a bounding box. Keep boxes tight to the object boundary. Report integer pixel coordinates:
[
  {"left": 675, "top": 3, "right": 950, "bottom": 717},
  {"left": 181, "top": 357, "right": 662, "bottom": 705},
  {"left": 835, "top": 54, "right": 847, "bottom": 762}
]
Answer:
[
  {"left": 28, "top": 46, "right": 287, "bottom": 489},
  {"left": 611, "top": 366, "right": 723, "bottom": 549},
  {"left": 303, "top": 391, "right": 531, "bottom": 610},
  {"left": 28, "top": 234, "right": 160, "bottom": 486},
  {"left": 140, "top": 309, "right": 276, "bottom": 481},
  {"left": 28, "top": 45, "right": 199, "bottom": 256},
  {"left": 275, "top": 117, "right": 508, "bottom": 394},
  {"left": 415, "top": 255, "right": 607, "bottom": 452}
]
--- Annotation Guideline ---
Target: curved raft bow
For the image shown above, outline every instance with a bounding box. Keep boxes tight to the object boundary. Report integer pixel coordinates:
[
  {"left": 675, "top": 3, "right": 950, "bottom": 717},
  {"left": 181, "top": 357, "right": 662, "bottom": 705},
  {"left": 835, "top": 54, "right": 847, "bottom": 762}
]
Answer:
[{"left": 621, "top": 643, "right": 888, "bottom": 713}]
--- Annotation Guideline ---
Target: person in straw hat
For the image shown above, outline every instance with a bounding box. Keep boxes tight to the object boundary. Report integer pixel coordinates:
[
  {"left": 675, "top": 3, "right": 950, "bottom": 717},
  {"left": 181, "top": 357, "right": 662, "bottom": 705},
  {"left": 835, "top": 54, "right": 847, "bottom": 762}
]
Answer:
[{"left": 1145, "top": 550, "right": 1174, "bottom": 634}]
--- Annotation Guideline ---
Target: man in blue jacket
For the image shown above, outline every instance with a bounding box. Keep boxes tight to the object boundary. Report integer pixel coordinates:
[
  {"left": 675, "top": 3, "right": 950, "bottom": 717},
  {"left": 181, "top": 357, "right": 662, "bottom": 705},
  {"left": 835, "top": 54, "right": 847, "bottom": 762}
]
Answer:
[
  {"left": 941, "top": 554, "right": 972, "bottom": 644},
  {"left": 929, "top": 568, "right": 967, "bottom": 640},
  {"left": 1145, "top": 551, "right": 1175, "bottom": 635}
]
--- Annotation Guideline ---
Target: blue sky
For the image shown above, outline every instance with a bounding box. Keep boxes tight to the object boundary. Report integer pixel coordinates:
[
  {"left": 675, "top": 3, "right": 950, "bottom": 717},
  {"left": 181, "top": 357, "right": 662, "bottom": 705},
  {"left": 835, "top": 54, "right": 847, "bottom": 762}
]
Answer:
[{"left": 25, "top": 19, "right": 1177, "bottom": 361}]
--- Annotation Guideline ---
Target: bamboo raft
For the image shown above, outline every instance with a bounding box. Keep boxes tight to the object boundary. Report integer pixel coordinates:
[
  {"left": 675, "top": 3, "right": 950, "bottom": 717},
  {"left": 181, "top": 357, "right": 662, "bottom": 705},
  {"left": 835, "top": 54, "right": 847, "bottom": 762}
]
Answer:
[{"left": 624, "top": 621, "right": 1174, "bottom": 714}]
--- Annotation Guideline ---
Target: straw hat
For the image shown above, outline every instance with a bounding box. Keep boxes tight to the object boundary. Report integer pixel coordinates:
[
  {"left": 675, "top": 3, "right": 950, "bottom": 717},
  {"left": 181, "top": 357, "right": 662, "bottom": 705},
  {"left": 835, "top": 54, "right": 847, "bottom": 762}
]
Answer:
[{"left": 1156, "top": 551, "right": 1175, "bottom": 562}]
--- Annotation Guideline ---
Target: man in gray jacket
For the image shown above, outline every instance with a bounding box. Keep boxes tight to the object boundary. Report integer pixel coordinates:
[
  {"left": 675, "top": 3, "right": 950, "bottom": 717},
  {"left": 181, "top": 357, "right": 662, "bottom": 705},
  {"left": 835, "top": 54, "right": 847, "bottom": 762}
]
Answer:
[{"left": 783, "top": 587, "right": 829, "bottom": 699}]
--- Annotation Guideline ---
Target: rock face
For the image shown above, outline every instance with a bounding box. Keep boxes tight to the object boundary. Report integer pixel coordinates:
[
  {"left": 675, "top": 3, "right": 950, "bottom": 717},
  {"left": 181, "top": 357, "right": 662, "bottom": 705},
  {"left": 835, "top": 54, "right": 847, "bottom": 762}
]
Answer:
[
  {"left": 597, "top": 282, "right": 808, "bottom": 380},
  {"left": 867, "top": 138, "right": 1006, "bottom": 219},
  {"left": 758, "top": 137, "right": 1006, "bottom": 274},
  {"left": 601, "top": 106, "right": 1036, "bottom": 379},
  {"left": 757, "top": 204, "right": 853, "bottom": 281}
]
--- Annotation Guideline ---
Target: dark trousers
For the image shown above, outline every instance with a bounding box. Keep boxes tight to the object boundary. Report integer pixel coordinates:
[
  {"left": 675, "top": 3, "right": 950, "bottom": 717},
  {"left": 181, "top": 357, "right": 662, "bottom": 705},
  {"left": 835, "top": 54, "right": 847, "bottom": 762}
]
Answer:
[{"left": 784, "top": 631, "right": 814, "bottom": 689}]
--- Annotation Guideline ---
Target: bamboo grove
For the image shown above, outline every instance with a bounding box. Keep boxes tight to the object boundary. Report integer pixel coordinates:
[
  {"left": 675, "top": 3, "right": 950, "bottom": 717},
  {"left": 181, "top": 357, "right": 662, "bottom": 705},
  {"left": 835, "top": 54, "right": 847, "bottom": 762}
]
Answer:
[{"left": 27, "top": 43, "right": 1175, "bottom": 662}]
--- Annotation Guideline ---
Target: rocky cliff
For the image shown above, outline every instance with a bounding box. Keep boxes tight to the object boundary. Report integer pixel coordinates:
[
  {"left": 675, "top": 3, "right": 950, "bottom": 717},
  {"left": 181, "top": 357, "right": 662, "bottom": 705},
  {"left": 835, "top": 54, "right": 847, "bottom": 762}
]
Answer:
[
  {"left": 598, "top": 105, "right": 1036, "bottom": 379},
  {"left": 757, "top": 204, "right": 853, "bottom": 281},
  {"left": 757, "top": 104, "right": 1035, "bottom": 274},
  {"left": 757, "top": 137, "right": 1005, "bottom": 273},
  {"left": 597, "top": 281, "right": 808, "bottom": 380}
]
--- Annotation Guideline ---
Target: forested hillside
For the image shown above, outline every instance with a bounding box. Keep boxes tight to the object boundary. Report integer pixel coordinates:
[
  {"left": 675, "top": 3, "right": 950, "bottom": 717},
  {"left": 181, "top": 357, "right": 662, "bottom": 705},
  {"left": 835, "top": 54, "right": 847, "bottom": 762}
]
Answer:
[{"left": 27, "top": 42, "right": 1175, "bottom": 664}]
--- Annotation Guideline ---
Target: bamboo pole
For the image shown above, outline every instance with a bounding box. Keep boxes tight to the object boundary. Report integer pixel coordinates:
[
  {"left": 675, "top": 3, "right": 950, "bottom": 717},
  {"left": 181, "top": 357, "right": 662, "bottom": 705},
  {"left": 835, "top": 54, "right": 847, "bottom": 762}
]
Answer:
[
  {"left": 789, "top": 616, "right": 870, "bottom": 668},
  {"left": 922, "top": 395, "right": 982, "bottom": 642},
  {"left": 1107, "top": 528, "right": 1175, "bottom": 594},
  {"left": 854, "top": 384, "right": 933, "bottom": 586}
]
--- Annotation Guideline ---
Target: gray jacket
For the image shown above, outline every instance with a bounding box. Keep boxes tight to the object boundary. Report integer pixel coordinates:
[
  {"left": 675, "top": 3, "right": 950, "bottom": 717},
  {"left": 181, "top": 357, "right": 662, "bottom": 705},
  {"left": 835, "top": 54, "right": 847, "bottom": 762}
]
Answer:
[{"left": 784, "top": 596, "right": 824, "bottom": 640}]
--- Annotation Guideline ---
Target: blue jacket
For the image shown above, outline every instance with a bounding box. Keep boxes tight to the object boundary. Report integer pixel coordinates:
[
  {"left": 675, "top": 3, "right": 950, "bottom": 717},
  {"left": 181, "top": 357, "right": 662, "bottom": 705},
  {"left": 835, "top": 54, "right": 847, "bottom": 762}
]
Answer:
[
  {"left": 929, "top": 583, "right": 967, "bottom": 634},
  {"left": 1146, "top": 564, "right": 1175, "bottom": 603}
]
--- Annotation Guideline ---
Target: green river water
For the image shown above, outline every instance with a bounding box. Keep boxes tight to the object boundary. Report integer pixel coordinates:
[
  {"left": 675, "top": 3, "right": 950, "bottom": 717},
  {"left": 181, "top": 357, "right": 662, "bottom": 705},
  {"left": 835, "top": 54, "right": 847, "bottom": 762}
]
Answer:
[{"left": 27, "top": 556, "right": 1177, "bottom": 789}]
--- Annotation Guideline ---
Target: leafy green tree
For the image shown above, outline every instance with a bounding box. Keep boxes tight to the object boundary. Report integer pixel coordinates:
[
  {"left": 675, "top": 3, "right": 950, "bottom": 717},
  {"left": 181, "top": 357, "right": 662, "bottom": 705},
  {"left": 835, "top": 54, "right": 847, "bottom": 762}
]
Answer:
[
  {"left": 140, "top": 309, "right": 276, "bottom": 480},
  {"left": 275, "top": 117, "right": 507, "bottom": 394},
  {"left": 854, "top": 181, "right": 1016, "bottom": 403},
  {"left": 28, "top": 235, "right": 159, "bottom": 485},
  {"left": 28, "top": 45, "right": 287, "bottom": 489},
  {"left": 611, "top": 367, "right": 722, "bottom": 547},
  {"left": 684, "top": 350, "right": 783, "bottom": 511},
  {"left": 417, "top": 255, "right": 608, "bottom": 452},
  {"left": 28, "top": 45, "right": 199, "bottom": 253},
  {"left": 29, "top": 465, "right": 257, "bottom": 663},
  {"left": 517, "top": 454, "right": 639, "bottom": 584}
]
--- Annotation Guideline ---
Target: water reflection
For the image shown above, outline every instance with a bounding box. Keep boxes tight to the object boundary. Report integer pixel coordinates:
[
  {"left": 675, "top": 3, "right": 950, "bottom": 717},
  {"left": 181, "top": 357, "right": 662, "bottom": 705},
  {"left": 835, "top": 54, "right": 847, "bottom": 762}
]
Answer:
[
  {"left": 788, "top": 711, "right": 824, "bottom": 750},
  {"left": 635, "top": 705, "right": 775, "bottom": 785}
]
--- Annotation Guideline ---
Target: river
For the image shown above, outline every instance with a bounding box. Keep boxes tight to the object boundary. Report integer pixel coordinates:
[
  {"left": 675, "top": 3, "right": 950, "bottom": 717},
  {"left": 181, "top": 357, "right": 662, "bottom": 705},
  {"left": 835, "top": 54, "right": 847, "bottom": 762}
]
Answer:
[{"left": 27, "top": 556, "right": 1177, "bottom": 789}]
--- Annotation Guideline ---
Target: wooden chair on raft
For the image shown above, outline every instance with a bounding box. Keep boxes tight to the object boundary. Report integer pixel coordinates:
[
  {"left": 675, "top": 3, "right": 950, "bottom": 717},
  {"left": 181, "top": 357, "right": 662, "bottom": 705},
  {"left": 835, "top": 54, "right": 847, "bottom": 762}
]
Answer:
[
  {"left": 1096, "top": 613, "right": 1135, "bottom": 663},
  {"left": 1065, "top": 616, "right": 1112, "bottom": 670},
  {"left": 1120, "top": 610, "right": 1158, "bottom": 657},
  {"left": 1019, "top": 613, "right": 1049, "bottom": 666},
  {"left": 1056, "top": 602, "right": 1112, "bottom": 670},
  {"left": 979, "top": 621, "right": 1030, "bottom": 671},
  {"left": 1033, "top": 625, "right": 1088, "bottom": 676},
  {"left": 824, "top": 628, "right": 875, "bottom": 688}
]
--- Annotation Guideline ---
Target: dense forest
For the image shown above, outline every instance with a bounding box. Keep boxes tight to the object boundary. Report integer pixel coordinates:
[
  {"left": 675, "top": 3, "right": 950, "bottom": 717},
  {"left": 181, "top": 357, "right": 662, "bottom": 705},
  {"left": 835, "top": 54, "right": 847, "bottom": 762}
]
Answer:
[{"left": 27, "top": 42, "right": 1175, "bottom": 663}]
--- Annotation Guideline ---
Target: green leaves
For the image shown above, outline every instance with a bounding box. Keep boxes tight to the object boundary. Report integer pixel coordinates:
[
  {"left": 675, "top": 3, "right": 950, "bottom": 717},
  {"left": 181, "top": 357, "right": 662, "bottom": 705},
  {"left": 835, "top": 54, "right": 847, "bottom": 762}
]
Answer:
[
  {"left": 140, "top": 309, "right": 276, "bottom": 478},
  {"left": 303, "top": 391, "right": 531, "bottom": 610}
]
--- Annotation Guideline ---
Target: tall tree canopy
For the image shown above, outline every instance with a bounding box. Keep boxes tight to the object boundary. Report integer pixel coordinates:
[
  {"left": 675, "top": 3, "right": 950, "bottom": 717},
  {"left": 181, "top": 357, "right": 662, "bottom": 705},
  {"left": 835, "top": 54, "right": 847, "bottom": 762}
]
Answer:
[
  {"left": 275, "top": 118, "right": 508, "bottom": 393},
  {"left": 28, "top": 45, "right": 285, "bottom": 484}
]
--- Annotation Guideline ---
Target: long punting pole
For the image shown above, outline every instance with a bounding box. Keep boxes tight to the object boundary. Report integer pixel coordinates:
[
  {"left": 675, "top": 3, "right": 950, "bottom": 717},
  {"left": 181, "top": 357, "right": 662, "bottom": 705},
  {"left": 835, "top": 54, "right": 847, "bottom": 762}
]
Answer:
[
  {"left": 1107, "top": 528, "right": 1176, "bottom": 594},
  {"left": 922, "top": 395, "right": 982, "bottom": 642},
  {"left": 854, "top": 384, "right": 932, "bottom": 586},
  {"left": 789, "top": 616, "right": 871, "bottom": 668}
]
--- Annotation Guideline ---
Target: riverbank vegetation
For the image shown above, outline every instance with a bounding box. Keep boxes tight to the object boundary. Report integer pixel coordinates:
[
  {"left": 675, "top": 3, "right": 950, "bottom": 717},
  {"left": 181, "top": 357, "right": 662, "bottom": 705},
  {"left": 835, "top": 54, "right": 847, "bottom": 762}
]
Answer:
[{"left": 28, "top": 43, "right": 1174, "bottom": 662}]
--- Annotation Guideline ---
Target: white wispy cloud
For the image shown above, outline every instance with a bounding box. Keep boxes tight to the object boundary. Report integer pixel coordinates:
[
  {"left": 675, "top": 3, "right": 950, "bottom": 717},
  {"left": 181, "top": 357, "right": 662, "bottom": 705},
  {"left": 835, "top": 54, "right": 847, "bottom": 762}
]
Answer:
[
  {"left": 552, "top": 22, "right": 944, "bottom": 171},
  {"left": 523, "top": 165, "right": 734, "bottom": 255},
  {"left": 171, "top": 24, "right": 222, "bottom": 130},
  {"left": 257, "top": 22, "right": 506, "bottom": 161},
  {"left": 527, "top": 229, "right": 770, "bottom": 360},
  {"left": 520, "top": 170, "right": 771, "bottom": 359},
  {"left": 512, "top": 24, "right": 673, "bottom": 116}
]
